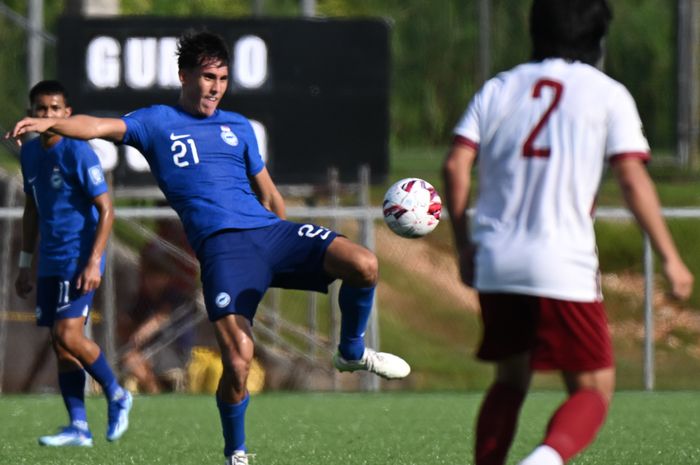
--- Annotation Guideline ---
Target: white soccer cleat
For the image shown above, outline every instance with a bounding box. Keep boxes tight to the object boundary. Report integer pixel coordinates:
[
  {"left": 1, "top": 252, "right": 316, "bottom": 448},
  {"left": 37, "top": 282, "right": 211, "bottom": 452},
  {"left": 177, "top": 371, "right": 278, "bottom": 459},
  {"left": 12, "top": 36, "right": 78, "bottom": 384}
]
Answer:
[
  {"left": 225, "top": 451, "right": 255, "bottom": 465},
  {"left": 38, "top": 426, "right": 93, "bottom": 447},
  {"left": 333, "top": 348, "right": 411, "bottom": 379},
  {"left": 106, "top": 389, "right": 133, "bottom": 441},
  {"left": 517, "top": 445, "right": 563, "bottom": 465}
]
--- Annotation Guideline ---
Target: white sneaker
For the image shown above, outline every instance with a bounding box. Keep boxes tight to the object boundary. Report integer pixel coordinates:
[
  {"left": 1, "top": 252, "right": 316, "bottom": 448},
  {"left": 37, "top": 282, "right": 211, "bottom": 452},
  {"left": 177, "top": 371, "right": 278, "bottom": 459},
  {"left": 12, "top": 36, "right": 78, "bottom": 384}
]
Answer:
[
  {"left": 38, "top": 426, "right": 93, "bottom": 447},
  {"left": 106, "top": 389, "right": 133, "bottom": 441},
  {"left": 225, "top": 451, "right": 255, "bottom": 465},
  {"left": 333, "top": 348, "right": 411, "bottom": 379},
  {"left": 518, "top": 445, "right": 563, "bottom": 465}
]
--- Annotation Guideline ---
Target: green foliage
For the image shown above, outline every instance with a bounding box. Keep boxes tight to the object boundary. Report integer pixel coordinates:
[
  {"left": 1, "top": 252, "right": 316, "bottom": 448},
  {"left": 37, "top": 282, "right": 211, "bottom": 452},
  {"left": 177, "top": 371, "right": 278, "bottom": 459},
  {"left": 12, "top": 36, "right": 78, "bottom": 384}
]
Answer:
[
  {"left": 121, "top": 0, "right": 250, "bottom": 16},
  {"left": 606, "top": 0, "right": 675, "bottom": 150},
  {"left": 0, "top": 0, "right": 680, "bottom": 151}
]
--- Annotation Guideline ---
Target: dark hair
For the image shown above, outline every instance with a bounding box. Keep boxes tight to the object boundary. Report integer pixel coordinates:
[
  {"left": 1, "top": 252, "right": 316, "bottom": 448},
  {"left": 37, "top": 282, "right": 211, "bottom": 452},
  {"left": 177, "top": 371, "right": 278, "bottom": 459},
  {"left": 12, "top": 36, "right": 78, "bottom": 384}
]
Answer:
[
  {"left": 176, "top": 30, "right": 229, "bottom": 70},
  {"left": 29, "top": 80, "right": 69, "bottom": 106},
  {"left": 530, "top": 0, "right": 612, "bottom": 65}
]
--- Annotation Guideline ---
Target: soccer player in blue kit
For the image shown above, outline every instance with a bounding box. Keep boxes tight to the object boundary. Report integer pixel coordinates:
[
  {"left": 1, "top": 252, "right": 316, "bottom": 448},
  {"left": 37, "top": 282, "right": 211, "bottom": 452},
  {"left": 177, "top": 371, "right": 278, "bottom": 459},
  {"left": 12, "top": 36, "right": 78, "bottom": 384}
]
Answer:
[
  {"left": 9, "top": 32, "right": 410, "bottom": 465},
  {"left": 14, "top": 80, "right": 132, "bottom": 446}
]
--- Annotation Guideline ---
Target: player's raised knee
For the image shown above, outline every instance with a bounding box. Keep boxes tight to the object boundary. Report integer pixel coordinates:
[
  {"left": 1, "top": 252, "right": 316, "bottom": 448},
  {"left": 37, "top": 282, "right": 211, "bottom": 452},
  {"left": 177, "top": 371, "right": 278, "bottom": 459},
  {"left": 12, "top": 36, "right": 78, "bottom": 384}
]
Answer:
[{"left": 352, "top": 249, "right": 378, "bottom": 287}]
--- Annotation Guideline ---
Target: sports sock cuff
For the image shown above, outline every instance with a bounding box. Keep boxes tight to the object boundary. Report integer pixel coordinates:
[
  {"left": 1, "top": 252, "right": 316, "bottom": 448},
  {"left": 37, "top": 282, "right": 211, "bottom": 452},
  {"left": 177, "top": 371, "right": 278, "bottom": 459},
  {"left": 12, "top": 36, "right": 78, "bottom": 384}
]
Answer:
[{"left": 217, "top": 392, "right": 250, "bottom": 411}]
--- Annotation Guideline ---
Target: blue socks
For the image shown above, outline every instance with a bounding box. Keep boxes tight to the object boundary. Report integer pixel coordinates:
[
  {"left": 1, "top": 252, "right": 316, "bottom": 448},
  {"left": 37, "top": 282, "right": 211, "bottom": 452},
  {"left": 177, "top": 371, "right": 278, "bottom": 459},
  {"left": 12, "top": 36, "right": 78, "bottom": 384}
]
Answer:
[
  {"left": 217, "top": 393, "right": 249, "bottom": 456},
  {"left": 84, "top": 351, "right": 121, "bottom": 401},
  {"left": 338, "top": 285, "right": 375, "bottom": 361},
  {"left": 58, "top": 369, "right": 88, "bottom": 431}
]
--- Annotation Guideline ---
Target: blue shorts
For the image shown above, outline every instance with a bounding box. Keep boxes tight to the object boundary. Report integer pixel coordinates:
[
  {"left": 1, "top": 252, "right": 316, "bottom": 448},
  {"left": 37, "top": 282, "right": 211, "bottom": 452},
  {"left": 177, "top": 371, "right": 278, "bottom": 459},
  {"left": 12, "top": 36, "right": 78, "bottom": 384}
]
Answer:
[
  {"left": 197, "top": 220, "right": 338, "bottom": 322},
  {"left": 36, "top": 275, "right": 96, "bottom": 327}
]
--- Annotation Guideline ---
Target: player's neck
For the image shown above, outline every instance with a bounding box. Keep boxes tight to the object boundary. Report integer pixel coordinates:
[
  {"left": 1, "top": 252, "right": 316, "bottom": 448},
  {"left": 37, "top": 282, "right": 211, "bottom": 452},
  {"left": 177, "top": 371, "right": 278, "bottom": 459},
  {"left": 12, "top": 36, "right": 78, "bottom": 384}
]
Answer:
[
  {"left": 40, "top": 133, "right": 62, "bottom": 149},
  {"left": 177, "top": 96, "right": 199, "bottom": 117}
]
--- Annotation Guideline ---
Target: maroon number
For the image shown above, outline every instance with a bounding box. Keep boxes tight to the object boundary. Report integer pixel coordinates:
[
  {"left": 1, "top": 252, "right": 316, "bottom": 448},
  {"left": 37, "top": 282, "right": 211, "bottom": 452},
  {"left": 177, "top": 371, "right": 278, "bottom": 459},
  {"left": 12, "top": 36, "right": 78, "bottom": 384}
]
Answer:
[{"left": 522, "top": 79, "right": 564, "bottom": 158}]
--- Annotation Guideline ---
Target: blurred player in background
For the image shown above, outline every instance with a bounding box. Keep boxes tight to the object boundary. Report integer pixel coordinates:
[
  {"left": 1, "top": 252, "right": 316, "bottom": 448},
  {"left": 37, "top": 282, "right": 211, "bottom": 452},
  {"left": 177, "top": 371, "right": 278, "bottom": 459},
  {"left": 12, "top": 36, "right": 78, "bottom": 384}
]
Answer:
[
  {"left": 119, "top": 222, "right": 197, "bottom": 393},
  {"left": 14, "top": 80, "right": 132, "bottom": 447},
  {"left": 8, "top": 32, "right": 410, "bottom": 465},
  {"left": 442, "top": 1, "right": 693, "bottom": 464}
]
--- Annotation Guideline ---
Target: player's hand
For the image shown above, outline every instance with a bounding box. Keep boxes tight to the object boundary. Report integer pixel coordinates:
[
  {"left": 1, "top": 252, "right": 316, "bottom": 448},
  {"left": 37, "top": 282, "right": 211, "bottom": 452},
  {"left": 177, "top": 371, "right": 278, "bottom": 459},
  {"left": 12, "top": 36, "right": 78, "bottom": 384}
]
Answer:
[
  {"left": 76, "top": 260, "right": 102, "bottom": 294},
  {"left": 6, "top": 117, "right": 56, "bottom": 140},
  {"left": 662, "top": 258, "right": 693, "bottom": 301},
  {"left": 15, "top": 268, "right": 33, "bottom": 299},
  {"left": 458, "top": 243, "right": 477, "bottom": 287}
]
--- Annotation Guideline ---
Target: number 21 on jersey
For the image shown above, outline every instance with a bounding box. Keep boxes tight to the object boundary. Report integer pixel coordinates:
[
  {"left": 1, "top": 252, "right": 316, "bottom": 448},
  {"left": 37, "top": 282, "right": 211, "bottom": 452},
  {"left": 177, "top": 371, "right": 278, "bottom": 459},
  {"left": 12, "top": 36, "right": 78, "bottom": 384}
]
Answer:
[
  {"left": 522, "top": 78, "right": 563, "bottom": 158},
  {"left": 171, "top": 136, "right": 200, "bottom": 167}
]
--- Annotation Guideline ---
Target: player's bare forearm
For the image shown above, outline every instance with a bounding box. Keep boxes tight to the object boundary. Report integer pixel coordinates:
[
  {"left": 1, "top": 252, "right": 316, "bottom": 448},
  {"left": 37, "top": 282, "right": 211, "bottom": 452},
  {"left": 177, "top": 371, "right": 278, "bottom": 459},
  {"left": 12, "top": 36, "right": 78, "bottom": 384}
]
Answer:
[
  {"left": 251, "top": 167, "right": 286, "bottom": 219},
  {"left": 613, "top": 158, "right": 693, "bottom": 299},
  {"left": 267, "top": 190, "right": 286, "bottom": 219},
  {"left": 613, "top": 159, "right": 680, "bottom": 263},
  {"left": 9, "top": 115, "right": 126, "bottom": 143},
  {"left": 442, "top": 144, "right": 476, "bottom": 252},
  {"left": 20, "top": 197, "right": 39, "bottom": 255},
  {"left": 78, "top": 192, "right": 113, "bottom": 292},
  {"left": 91, "top": 192, "right": 114, "bottom": 264}
]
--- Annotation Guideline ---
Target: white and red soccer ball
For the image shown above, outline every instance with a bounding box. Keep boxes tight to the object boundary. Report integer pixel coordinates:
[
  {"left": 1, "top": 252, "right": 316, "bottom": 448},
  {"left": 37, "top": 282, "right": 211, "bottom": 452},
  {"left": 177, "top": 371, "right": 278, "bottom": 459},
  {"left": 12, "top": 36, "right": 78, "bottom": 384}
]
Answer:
[{"left": 382, "top": 178, "right": 442, "bottom": 238}]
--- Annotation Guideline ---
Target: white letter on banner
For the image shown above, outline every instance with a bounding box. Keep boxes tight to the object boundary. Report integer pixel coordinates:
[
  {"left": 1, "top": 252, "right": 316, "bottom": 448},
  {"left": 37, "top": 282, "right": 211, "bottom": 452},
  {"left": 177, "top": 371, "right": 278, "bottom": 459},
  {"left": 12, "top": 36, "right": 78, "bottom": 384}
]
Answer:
[
  {"left": 124, "top": 146, "right": 150, "bottom": 172},
  {"left": 86, "top": 36, "right": 120, "bottom": 88},
  {"left": 125, "top": 38, "right": 157, "bottom": 89},
  {"left": 250, "top": 120, "right": 268, "bottom": 162},
  {"left": 233, "top": 35, "right": 268, "bottom": 89},
  {"left": 87, "top": 139, "right": 118, "bottom": 172},
  {"left": 158, "top": 37, "right": 180, "bottom": 88}
]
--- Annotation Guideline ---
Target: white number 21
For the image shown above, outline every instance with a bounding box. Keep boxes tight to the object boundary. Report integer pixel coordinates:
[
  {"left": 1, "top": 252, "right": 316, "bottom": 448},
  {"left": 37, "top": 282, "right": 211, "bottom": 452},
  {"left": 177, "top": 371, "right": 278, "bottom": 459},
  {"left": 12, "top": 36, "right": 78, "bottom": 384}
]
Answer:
[{"left": 172, "top": 139, "right": 200, "bottom": 167}]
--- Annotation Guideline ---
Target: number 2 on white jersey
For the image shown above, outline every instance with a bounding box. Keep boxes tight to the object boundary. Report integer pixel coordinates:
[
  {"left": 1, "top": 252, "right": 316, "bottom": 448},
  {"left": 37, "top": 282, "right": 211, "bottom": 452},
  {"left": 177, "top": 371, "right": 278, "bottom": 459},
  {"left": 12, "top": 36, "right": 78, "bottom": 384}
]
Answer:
[
  {"left": 522, "top": 78, "right": 563, "bottom": 158},
  {"left": 172, "top": 139, "right": 200, "bottom": 167}
]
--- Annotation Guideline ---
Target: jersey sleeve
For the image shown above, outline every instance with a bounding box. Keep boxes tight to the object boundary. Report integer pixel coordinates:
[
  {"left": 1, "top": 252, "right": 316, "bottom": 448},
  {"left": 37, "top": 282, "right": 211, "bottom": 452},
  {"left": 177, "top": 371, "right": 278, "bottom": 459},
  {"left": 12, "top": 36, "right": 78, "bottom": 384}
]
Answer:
[
  {"left": 243, "top": 120, "right": 265, "bottom": 177},
  {"left": 453, "top": 79, "right": 496, "bottom": 150},
  {"left": 605, "top": 84, "right": 651, "bottom": 163},
  {"left": 74, "top": 142, "right": 109, "bottom": 198},
  {"left": 121, "top": 107, "right": 153, "bottom": 154}
]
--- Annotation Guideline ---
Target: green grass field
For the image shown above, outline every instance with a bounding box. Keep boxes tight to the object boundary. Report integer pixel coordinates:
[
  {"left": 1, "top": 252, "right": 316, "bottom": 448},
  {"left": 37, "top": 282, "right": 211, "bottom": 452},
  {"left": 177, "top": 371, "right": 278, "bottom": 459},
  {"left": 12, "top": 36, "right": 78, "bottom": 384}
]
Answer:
[{"left": 1, "top": 391, "right": 699, "bottom": 465}]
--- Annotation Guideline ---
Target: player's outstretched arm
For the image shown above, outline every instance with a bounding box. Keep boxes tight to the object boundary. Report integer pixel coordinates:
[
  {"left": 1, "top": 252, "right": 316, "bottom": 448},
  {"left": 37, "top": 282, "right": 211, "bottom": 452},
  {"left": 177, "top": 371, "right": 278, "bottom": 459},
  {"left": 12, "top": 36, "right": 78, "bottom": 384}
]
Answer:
[
  {"left": 7, "top": 115, "right": 127, "bottom": 144},
  {"left": 612, "top": 157, "right": 694, "bottom": 300},
  {"left": 76, "top": 192, "right": 114, "bottom": 294},
  {"left": 442, "top": 142, "right": 478, "bottom": 286}
]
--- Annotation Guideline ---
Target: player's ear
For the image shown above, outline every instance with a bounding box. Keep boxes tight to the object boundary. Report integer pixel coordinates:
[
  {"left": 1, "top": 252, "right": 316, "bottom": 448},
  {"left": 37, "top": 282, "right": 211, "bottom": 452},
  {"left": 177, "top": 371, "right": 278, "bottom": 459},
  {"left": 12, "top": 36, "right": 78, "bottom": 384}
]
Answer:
[
  {"left": 178, "top": 69, "right": 187, "bottom": 85},
  {"left": 64, "top": 106, "right": 72, "bottom": 117}
]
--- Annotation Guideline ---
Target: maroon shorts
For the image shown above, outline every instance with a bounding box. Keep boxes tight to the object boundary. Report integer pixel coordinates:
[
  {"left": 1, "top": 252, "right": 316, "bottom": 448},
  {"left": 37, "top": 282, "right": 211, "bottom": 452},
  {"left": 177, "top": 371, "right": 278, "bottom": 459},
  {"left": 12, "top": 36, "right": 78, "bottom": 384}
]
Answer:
[{"left": 476, "top": 293, "right": 613, "bottom": 371}]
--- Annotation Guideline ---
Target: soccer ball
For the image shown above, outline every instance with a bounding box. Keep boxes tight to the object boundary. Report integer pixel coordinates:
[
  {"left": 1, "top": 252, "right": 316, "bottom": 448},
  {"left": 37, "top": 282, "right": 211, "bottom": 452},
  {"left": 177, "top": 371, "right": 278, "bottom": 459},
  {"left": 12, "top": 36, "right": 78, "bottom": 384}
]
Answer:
[{"left": 382, "top": 178, "right": 442, "bottom": 238}]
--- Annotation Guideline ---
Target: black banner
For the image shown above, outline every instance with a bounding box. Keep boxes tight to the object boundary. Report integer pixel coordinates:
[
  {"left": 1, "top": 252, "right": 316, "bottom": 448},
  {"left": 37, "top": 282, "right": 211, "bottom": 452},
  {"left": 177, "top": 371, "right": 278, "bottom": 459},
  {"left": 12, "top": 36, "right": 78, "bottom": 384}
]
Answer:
[{"left": 57, "top": 16, "right": 390, "bottom": 187}]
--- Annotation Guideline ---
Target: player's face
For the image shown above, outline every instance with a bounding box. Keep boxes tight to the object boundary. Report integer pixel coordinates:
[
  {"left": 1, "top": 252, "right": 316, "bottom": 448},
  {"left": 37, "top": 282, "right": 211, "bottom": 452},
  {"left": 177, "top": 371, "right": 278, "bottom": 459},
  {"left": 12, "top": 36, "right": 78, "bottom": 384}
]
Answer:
[
  {"left": 179, "top": 60, "right": 229, "bottom": 117},
  {"left": 30, "top": 93, "right": 72, "bottom": 119}
]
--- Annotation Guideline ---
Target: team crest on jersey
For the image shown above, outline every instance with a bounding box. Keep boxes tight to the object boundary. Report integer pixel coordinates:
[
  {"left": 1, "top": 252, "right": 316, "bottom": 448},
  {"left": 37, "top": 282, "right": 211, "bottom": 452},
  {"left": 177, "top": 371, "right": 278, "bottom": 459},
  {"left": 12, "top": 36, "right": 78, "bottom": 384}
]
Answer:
[
  {"left": 220, "top": 126, "right": 239, "bottom": 147},
  {"left": 50, "top": 167, "right": 63, "bottom": 189},
  {"left": 215, "top": 292, "right": 231, "bottom": 308},
  {"left": 88, "top": 165, "right": 105, "bottom": 185}
]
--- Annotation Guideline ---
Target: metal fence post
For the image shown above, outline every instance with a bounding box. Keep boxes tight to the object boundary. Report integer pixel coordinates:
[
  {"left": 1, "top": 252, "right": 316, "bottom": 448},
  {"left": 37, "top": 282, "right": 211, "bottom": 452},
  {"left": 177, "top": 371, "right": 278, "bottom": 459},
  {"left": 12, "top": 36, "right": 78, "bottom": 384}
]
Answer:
[
  {"left": 328, "top": 167, "right": 340, "bottom": 390},
  {"left": 358, "top": 165, "right": 379, "bottom": 391},
  {"left": 643, "top": 234, "right": 655, "bottom": 391},
  {"left": 0, "top": 182, "right": 17, "bottom": 393},
  {"left": 101, "top": 239, "right": 117, "bottom": 368}
]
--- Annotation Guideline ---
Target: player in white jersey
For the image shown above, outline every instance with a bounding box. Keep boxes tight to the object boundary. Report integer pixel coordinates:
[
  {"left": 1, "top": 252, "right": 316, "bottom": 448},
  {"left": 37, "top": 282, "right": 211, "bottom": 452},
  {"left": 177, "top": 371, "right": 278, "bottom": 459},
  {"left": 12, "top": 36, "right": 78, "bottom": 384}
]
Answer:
[{"left": 443, "top": 1, "right": 693, "bottom": 465}]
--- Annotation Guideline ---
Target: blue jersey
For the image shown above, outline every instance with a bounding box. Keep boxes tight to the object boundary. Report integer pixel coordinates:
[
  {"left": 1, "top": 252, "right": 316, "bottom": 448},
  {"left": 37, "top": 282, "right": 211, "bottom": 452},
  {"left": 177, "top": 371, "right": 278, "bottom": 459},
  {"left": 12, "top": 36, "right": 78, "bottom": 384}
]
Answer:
[
  {"left": 121, "top": 105, "right": 279, "bottom": 251},
  {"left": 20, "top": 137, "right": 108, "bottom": 277}
]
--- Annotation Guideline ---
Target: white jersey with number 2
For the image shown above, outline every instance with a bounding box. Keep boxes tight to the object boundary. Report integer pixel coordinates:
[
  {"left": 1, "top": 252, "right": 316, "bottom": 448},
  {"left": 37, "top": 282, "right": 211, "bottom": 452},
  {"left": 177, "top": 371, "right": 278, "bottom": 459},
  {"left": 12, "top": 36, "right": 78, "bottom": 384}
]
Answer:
[{"left": 454, "top": 58, "right": 650, "bottom": 302}]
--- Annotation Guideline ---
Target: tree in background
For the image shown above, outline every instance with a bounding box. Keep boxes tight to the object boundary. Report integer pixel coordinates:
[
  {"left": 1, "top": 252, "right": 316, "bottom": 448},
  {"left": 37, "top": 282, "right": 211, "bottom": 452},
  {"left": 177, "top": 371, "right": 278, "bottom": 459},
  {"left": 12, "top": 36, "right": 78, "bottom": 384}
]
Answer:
[{"left": 0, "top": 0, "right": 680, "bottom": 157}]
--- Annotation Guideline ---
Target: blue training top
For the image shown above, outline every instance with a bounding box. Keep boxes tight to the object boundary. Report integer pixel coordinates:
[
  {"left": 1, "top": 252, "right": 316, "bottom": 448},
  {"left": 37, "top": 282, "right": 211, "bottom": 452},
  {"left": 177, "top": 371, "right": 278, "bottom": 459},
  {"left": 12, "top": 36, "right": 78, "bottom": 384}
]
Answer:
[
  {"left": 121, "top": 105, "right": 280, "bottom": 252},
  {"left": 20, "top": 137, "right": 108, "bottom": 277}
]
